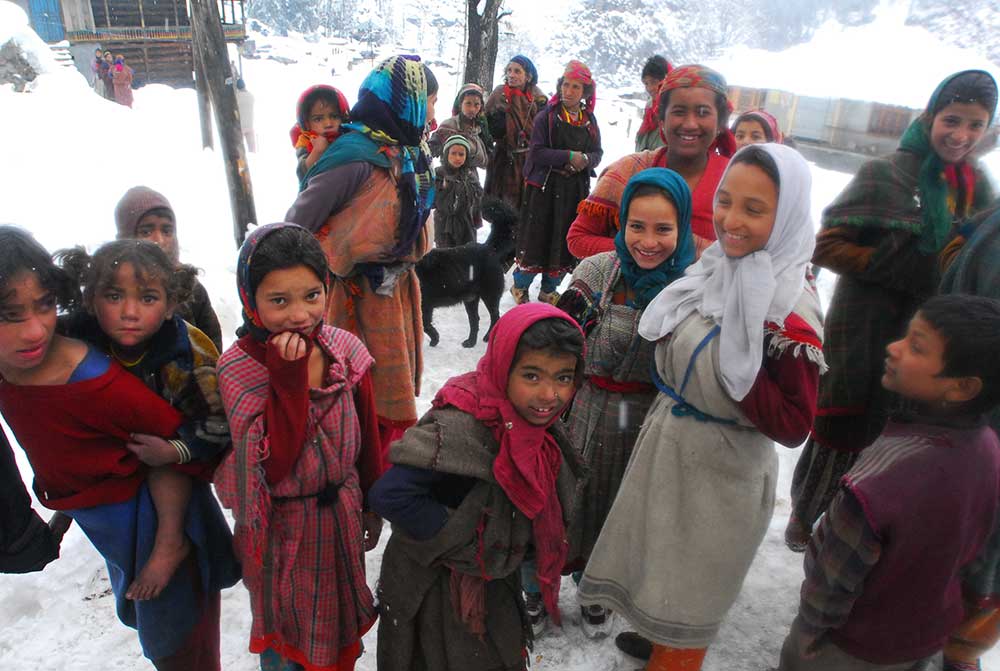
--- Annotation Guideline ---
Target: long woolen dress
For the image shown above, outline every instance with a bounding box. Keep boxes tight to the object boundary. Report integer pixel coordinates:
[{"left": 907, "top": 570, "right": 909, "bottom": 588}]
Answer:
[{"left": 561, "top": 252, "right": 657, "bottom": 561}]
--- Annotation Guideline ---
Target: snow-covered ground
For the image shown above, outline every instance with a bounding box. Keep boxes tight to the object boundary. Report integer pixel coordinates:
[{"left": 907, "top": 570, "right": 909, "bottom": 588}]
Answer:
[{"left": 1, "top": 1, "right": 999, "bottom": 668}]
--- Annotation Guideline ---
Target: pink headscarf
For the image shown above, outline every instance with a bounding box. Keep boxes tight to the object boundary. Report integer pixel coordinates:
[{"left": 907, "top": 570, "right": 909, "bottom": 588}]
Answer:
[
  {"left": 433, "top": 303, "right": 585, "bottom": 626},
  {"left": 551, "top": 59, "right": 597, "bottom": 111},
  {"left": 735, "top": 109, "right": 784, "bottom": 143}
]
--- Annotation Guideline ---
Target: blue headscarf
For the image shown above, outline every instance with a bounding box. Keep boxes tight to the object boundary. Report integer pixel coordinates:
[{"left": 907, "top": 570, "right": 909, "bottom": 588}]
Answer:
[
  {"left": 509, "top": 55, "right": 538, "bottom": 89},
  {"left": 613, "top": 168, "right": 694, "bottom": 309}
]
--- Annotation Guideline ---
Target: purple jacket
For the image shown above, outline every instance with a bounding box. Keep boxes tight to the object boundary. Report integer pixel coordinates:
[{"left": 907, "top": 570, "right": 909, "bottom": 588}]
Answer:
[
  {"left": 830, "top": 420, "right": 1000, "bottom": 664},
  {"left": 522, "top": 102, "right": 602, "bottom": 188}
]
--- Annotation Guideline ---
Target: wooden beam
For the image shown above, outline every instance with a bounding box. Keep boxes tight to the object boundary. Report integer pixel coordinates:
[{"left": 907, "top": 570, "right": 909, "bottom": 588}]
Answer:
[
  {"left": 189, "top": 0, "right": 256, "bottom": 246},
  {"left": 191, "top": 19, "right": 213, "bottom": 149}
]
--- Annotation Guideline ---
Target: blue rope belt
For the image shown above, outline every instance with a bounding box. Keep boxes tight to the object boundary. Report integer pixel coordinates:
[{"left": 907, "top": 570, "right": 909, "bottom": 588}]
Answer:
[{"left": 650, "top": 324, "right": 737, "bottom": 426}]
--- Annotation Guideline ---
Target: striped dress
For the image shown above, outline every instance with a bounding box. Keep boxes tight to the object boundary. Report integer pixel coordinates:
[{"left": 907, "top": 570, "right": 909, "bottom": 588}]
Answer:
[
  {"left": 560, "top": 252, "right": 657, "bottom": 562},
  {"left": 215, "top": 326, "right": 377, "bottom": 670}
]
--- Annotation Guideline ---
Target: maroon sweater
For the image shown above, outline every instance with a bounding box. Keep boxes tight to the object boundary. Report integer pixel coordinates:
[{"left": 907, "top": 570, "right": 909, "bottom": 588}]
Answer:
[
  {"left": 0, "top": 364, "right": 183, "bottom": 510},
  {"left": 829, "top": 420, "right": 1000, "bottom": 663}
]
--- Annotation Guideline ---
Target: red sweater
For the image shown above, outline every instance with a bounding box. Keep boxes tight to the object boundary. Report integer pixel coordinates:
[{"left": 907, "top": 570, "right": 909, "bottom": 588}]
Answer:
[{"left": 0, "top": 364, "right": 183, "bottom": 510}]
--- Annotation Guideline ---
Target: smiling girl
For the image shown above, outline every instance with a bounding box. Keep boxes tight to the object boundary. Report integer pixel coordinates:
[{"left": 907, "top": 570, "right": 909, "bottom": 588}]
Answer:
[
  {"left": 788, "top": 70, "right": 999, "bottom": 553},
  {"left": 556, "top": 168, "right": 695, "bottom": 637},
  {"left": 578, "top": 144, "right": 824, "bottom": 671},
  {"left": 369, "top": 303, "right": 587, "bottom": 670},
  {"left": 568, "top": 64, "right": 736, "bottom": 262}
]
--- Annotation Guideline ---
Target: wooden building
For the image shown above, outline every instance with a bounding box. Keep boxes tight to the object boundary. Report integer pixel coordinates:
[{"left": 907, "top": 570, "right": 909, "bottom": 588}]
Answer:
[
  {"left": 14, "top": 0, "right": 246, "bottom": 86},
  {"left": 729, "top": 84, "right": 921, "bottom": 157}
]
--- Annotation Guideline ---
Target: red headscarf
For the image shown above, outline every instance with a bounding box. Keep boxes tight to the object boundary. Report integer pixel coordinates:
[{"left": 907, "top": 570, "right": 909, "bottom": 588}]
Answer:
[
  {"left": 658, "top": 64, "right": 737, "bottom": 157},
  {"left": 289, "top": 84, "right": 351, "bottom": 151},
  {"left": 550, "top": 59, "right": 597, "bottom": 112},
  {"left": 433, "top": 303, "right": 585, "bottom": 626},
  {"left": 734, "top": 109, "right": 784, "bottom": 144}
]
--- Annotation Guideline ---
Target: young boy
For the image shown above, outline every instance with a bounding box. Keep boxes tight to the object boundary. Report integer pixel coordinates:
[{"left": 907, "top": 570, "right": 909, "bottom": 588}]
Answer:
[
  {"left": 432, "top": 134, "right": 484, "bottom": 248},
  {"left": 114, "top": 186, "right": 223, "bottom": 351},
  {"left": 779, "top": 294, "right": 1000, "bottom": 671},
  {"left": 369, "top": 303, "right": 587, "bottom": 671},
  {"left": 635, "top": 55, "right": 671, "bottom": 152},
  {"left": 290, "top": 84, "right": 351, "bottom": 181},
  {"left": 428, "top": 83, "right": 491, "bottom": 169}
]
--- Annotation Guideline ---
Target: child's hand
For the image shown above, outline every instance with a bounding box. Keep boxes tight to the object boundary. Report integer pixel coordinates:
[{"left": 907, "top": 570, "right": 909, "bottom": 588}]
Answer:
[
  {"left": 363, "top": 511, "right": 383, "bottom": 551},
  {"left": 270, "top": 331, "right": 309, "bottom": 361},
  {"left": 126, "top": 433, "right": 181, "bottom": 466},
  {"left": 311, "top": 134, "right": 330, "bottom": 155}
]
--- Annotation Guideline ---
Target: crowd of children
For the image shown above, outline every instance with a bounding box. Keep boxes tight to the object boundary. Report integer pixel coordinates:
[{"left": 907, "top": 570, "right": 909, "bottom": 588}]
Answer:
[{"left": 4, "top": 51, "right": 1000, "bottom": 671}]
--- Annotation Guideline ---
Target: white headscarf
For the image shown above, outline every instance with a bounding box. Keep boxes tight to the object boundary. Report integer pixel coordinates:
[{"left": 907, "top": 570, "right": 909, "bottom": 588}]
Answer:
[{"left": 637, "top": 143, "right": 815, "bottom": 401}]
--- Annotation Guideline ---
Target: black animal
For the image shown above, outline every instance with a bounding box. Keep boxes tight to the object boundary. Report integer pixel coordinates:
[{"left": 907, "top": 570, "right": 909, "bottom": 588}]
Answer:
[{"left": 416, "top": 197, "right": 517, "bottom": 348}]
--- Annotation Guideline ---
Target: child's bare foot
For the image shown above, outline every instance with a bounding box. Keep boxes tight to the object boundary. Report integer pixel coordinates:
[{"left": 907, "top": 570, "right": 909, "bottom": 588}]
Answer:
[{"left": 126, "top": 536, "right": 190, "bottom": 601}]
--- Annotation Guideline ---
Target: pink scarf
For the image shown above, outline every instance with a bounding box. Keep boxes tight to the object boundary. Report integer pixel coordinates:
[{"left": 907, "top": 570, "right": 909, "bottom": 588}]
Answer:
[{"left": 433, "top": 303, "right": 584, "bottom": 626}]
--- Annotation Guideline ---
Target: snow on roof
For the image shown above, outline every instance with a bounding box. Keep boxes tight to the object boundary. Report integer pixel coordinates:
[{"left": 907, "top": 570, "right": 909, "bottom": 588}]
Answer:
[{"left": 708, "top": 2, "right": 1000, "bottom": 110}]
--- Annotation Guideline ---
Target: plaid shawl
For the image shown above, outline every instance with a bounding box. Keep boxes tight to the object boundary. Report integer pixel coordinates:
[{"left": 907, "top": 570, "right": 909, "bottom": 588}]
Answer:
[
  {"left": 215, "top": 325, "right": 377, "bottom": 667},
  {"left": 815, "top": 149, "right": 994, "bottom": 450}
]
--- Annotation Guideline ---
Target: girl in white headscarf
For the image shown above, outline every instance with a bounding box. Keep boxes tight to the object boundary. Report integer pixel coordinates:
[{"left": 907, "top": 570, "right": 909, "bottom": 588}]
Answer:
[{"left": 578, "top": 143, "right": 826, "bottom": 671}]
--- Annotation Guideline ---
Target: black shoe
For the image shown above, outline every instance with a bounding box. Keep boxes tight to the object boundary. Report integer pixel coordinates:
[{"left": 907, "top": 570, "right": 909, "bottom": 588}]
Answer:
[{"left": 615, "top": 631, "right": 653, "bottom": 660}]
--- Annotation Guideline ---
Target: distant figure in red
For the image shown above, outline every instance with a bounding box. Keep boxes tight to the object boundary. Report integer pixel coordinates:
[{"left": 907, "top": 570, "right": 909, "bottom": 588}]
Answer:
[{"left": 112, "top": 55, "right": 134, "bottom": 108}]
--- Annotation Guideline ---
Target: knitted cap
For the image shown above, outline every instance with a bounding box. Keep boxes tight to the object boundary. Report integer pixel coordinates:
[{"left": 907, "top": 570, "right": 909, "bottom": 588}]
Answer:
[
  {"left": 114, "top": 186, "right": 173, "bottom": 238},
  {"left": 443, "top": 134, "right": 472, "bottom": 154}
]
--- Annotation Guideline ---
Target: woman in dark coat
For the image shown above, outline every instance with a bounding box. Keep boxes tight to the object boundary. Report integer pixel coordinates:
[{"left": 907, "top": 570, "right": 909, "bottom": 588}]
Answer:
[
  {"left": 510, "top": 60, "right": 602, "bottom": 305},
  {"left": 484, "top": 55, "right": 549, "bottom": 211}
]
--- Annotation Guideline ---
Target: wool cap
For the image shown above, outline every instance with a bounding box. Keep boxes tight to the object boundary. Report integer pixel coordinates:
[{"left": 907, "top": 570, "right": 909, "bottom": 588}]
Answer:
[{"left": 114, "top": 186, "right": 173, "bottom": 238}]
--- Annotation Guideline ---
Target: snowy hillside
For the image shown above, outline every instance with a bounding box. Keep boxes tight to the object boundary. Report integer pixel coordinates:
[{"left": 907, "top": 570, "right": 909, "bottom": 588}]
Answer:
[{"left": 2, "top": 0, "right": 1000, "bottom": 669}]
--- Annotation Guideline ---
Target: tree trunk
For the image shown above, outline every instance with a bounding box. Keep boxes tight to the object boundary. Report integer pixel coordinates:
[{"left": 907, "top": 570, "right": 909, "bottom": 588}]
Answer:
[
  {"left": 189, "top": 0, "right": 257, "bottom": 246},
  {"left": 463, "top": 0, "right": 506, "bottom": 92}
]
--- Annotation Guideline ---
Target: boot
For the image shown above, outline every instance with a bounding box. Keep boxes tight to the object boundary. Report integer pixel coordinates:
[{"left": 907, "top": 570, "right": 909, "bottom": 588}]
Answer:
[
  {"left": 617, "top": 631, "right": 653, "bottom": 660},
  {"left": 510, "top": 286, "right": 529, "bottom": 305}
]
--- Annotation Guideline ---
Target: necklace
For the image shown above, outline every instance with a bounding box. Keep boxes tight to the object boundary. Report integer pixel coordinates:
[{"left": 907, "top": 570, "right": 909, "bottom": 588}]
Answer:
[
  {"left": 110, "top": 343, "right": 147, "bottom": 367},
  {"left": 560, "top": 104, "right": 584, "bottom": 125}
]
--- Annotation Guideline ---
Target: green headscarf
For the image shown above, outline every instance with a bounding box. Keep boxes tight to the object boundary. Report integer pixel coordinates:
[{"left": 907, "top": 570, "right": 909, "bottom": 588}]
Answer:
[{"left": 898, "top": 69, "right": 998, "bottom": 253}]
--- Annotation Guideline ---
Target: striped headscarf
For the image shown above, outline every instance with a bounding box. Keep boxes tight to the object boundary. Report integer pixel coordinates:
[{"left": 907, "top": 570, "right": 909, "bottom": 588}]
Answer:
[
  {"left": 338, "top": 55, "right": 436, "bottom": 258},
  {"left": 659, "top": 64, "right": 736, "bottom": 156}
]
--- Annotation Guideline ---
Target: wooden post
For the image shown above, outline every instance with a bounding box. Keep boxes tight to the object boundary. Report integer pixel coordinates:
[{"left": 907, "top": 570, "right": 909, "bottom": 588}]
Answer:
[
  {"left": 189, "top": 0, "right": 256, "bottom": 245},
  {"left": 191, "top": 19, "right": 213, "bottom": 150}
]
